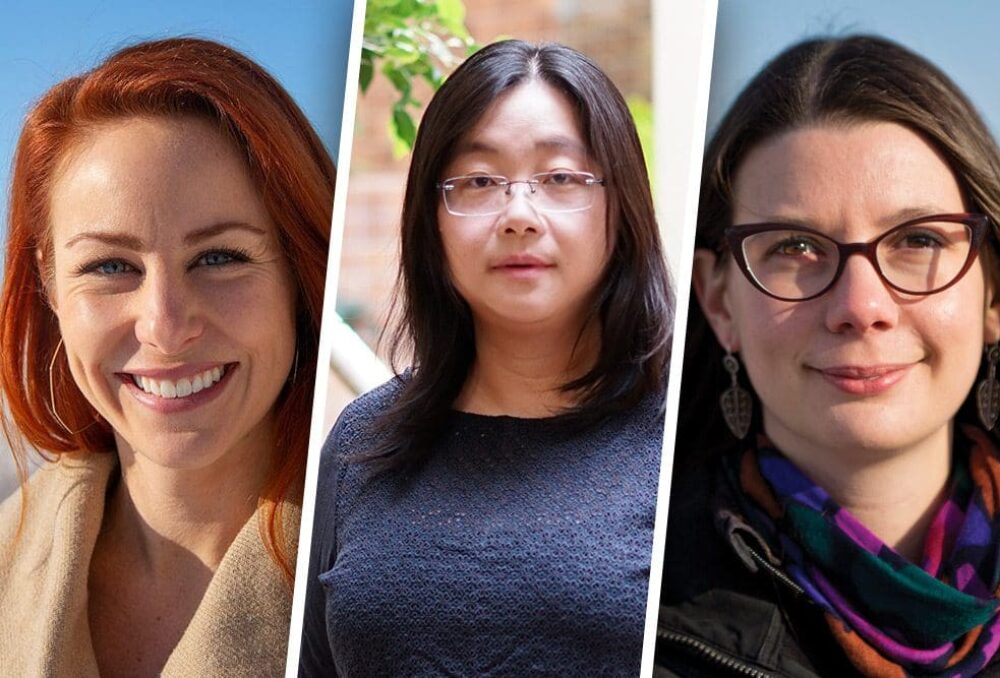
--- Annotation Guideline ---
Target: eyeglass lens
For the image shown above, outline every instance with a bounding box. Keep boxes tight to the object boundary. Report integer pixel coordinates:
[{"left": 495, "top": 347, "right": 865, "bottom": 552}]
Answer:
[
  {"left": 442, "top": 172, "right": 597, "bottom": 216},
  {"left": 740, "top": 220, "right": 974, "bottom": 299}
]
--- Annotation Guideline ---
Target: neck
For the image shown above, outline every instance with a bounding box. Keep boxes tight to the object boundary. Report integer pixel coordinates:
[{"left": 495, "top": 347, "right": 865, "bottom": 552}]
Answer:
[
  {"left": 767, "top": 421, "right": 952, "bottom": 563},
  {"left": 455, "top": 316, "right": 600, "bottom": 417},
  {"left": 106, "top": 431, "right": 272, "bottom": 574}
]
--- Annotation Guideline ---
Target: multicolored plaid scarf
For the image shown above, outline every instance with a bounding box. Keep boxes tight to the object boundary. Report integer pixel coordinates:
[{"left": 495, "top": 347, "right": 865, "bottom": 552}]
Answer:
[{"left": 739, "top": 427, "right": 1000, "bottom": 678}]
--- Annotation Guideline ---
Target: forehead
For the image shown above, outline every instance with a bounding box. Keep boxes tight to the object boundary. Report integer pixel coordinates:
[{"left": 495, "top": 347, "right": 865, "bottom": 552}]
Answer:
[
  {"left": 450, "top": 79, "right": 589, "bottom": 165},
  {"left": 731, "top": 121, "right": 965, "bottom": 231},
  {"left": 48, "top": 115, "right": 269, "bottom": 243}
]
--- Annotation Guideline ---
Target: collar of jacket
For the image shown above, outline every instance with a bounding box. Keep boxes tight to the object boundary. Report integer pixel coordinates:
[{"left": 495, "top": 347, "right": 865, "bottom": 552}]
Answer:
[{"left": 654, "top": 454, "right": 844, "bottom": 678}]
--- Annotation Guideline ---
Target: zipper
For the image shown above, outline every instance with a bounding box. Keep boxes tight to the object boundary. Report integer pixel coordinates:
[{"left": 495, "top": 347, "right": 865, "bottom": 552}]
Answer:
[
  {"left": 740, "top": 539, "right": 804, "bottom": 597},
  {"left": 657, "top": 628, "right": 776, "bottom": 678}
]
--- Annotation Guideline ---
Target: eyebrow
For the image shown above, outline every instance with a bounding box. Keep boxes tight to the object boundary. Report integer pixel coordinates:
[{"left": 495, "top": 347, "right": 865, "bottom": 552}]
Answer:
[
  {"left": 752, "top": 205, "right": 961, "bottom": 229},
  {"left": 881, "top": 205, "right": 960, "bottom": 225},
  {"left": 454, "top": 135, "right": 589, "bottom": 157},
  {"left": 183, "top": 221, "right": 268, "bottom": 245},
  {"left": 63, "top": 221, "right": 267, "bottom": 250}
]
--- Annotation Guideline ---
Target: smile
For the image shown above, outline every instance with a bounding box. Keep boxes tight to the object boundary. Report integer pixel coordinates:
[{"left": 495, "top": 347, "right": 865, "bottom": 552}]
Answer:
[
  {"left": 119, "top": 363, "right": 237, "bottom": 413},
  {"left": 811, "top": 363, "right": 915, "bottom": 396},
  {"left": 130, "top": 365, "right": 227, "bottom": 399}
]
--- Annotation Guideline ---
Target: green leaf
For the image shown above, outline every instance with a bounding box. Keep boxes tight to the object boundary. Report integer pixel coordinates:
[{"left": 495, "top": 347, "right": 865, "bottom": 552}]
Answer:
[
  {"left": 436, "top": 0, "right": 467, "bottom": 35},
  {"left": 382, "top": 63, "right": 412, "bottom": 96},
  {"left": 392, "top": 104, "right": 418, "bottom": 149},
  {"left": 363, "top": 0, "right": 481, "bottom": 154},
  {"left": 359, "top": 54, "right": 374, "bottom": 92}
]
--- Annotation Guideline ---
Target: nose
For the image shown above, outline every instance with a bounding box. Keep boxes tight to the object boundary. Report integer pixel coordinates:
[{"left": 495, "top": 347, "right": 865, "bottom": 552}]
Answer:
[
  {"left": 497, "top": 182, "right": 544, "bottom": 236},
  {"left": 823, "top": 254, "right": 899, "bottom": 334},
  {"left": 133, "top": 266, "right": 204, "bottom": 355}
]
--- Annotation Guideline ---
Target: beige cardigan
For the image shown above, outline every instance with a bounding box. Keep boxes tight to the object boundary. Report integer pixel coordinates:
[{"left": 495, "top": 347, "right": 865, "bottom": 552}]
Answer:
[{"left": 0, "top": 451, "right": 298, "bottom": 677}]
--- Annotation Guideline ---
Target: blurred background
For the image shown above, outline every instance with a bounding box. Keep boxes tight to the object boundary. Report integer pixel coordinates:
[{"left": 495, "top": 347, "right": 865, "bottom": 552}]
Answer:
[
  {"left": 0, "top": 0, "right": 355, "bottom": 499},
  {"left": 709, "top": 1, "right": 1000, "bottom": 136}
]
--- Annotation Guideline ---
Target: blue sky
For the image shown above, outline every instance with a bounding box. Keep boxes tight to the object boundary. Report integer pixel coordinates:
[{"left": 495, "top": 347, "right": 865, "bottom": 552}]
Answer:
[
  {"left": 709, "top": 1, "right": 1000, "bottom": 137},
  {"left": 0, "top": 0, "right": 354, "bottom": 236}
]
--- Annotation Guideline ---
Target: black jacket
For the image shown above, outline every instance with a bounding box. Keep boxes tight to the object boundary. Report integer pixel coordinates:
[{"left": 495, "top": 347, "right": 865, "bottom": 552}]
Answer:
[{"left": 652, "top": 455, "right": 1000, "bottom": 678}]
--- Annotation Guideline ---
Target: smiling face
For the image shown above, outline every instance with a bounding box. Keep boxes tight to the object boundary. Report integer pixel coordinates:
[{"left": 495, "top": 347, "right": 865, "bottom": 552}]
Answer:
[
  {"left": 696, "top": 121, "right": 1000, "bottom": 463},
  {"left": 437, "top": 80, "right": 610, "bottom": 332},
  {"left": 47, "top": 116, "right": 297, "bottom": 471}
]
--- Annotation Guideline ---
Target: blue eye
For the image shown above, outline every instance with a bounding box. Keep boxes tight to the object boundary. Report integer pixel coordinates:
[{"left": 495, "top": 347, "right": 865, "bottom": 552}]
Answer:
[
  {"left": 86, "top": 259, "right": 136, "bottom": 276},
  {"left": 193, "top": 248, "right": 252, "bottom": 269},
  {"left": 199, "top": 251, "right": 235, "bottom": 266}
]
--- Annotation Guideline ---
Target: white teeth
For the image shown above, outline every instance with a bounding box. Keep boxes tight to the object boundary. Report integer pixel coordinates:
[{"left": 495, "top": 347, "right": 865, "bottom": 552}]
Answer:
[{"left": 131, "top": 366, "right": 226, "bottom": 399}]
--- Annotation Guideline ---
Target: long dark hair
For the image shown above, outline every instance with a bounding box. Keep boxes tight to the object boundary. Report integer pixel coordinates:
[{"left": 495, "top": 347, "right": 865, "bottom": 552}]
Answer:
[
  {"left": 677, "top": 35, "right": 1000, "bottom": 472},
  {"left": 368, "top": 39, "right": 672, "bottom": 467}
]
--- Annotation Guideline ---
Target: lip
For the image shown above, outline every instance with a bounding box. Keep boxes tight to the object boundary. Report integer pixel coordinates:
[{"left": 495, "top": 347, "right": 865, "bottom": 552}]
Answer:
[
  {"left": 118, "top": 362, "right": 237, "bottom": 413},
  {"left": 491, "top": 253, "right": 554, "bottom": 278},
  {"left": 809, "top": 363, "right": 915, "bottom": 396}
]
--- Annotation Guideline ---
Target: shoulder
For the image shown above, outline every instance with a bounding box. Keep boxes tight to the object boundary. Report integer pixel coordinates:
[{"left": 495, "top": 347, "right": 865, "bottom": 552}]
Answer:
[
  {"left": 655, "top": 454, "right": 851, "bottom": 677},
  {"left": 0, "top": 452, "right": 113, "bottom": 674},
  {"left": 313, "top": 376, "right": 407, "bottom": 515},
  {"left": 0, "top": 451, "right": 114, "bottom": 552},
  {"left": 322, "top": 374, "right": 407, "bottom": 460}
]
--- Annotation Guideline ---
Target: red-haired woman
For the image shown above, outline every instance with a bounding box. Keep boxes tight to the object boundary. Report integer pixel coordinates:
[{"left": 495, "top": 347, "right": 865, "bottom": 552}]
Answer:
[{"left": 0, "top": 38, "right": 333, "bottom": 676}]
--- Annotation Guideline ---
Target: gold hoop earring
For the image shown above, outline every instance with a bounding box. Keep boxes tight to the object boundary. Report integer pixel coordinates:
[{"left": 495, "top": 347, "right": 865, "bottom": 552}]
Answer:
[{"left": 48, "top": 338, "right": 95, "bottom": 436}]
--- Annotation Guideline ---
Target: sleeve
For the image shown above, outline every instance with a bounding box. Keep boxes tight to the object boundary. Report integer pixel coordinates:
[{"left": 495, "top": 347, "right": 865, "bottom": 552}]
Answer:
[{"left": 298, "top": 414, "right": 350, "bottom": 677}]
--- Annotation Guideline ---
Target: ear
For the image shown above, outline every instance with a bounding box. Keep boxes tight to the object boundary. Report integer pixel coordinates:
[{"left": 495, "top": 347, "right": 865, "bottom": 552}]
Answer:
[
  {"left": 692, "top": 249, "right": 739, "bottom": 351},
  {"left": 986, "top": 292, "right": 1000, "bottom": 345}
]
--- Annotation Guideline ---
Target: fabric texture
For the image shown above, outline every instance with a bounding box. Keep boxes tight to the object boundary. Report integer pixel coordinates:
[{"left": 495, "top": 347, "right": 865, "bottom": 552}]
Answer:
[
  {"left": 0, "top": 450, "right": 297, "bottom": 677},
  {"left": 740, "top": 428, "right": 1000, "bottom": 678},
  {"left": 655, "top": 434, "right": 1000, "bottom": 678},
  {"left": 655, "top": 453, "right": 853, "bottom": 678},
  {"left": 300, "top": 376, "right": 664, "bottom": 677}
]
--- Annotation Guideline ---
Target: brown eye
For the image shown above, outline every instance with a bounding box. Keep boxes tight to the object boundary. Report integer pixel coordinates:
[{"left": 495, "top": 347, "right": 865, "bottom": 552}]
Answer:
[
  {"left": 766, "top": 236, "right": 826, "bottom": 259},
  {"left": 463, "top": 175, "right": 500, "bottom": 190}
]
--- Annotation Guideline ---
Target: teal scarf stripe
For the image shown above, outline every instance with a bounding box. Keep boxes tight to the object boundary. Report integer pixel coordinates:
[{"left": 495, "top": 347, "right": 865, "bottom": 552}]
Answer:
[{"left": 787, "top": 504, "right": 996, "bottom": 646}]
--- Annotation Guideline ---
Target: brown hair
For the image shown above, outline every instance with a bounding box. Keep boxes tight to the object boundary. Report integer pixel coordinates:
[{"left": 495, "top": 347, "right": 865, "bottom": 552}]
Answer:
[{"left": 678, "top": 34, "right": 1000, "bottom": 468}]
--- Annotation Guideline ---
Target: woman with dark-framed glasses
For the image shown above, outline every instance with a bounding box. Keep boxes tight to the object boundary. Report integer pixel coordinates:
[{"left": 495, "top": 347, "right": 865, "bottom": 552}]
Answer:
[
  {"left": 656, "top": 35, "right": 1000, "bottom": 677},
  {"left": 301, "top": 39, "right": 672, "bottom": 675}
]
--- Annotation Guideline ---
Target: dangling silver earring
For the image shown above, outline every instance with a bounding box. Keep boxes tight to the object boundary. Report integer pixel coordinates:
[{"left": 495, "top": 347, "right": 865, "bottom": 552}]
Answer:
[
  {"left": 720, "top": 349, "right": 752, "bottom": 440},
  {"left": 292, "top": 348, "right": 300, "bottom": 385},
  {"left": 977, "top": 343, "right": 1000, "bottom": 430}
]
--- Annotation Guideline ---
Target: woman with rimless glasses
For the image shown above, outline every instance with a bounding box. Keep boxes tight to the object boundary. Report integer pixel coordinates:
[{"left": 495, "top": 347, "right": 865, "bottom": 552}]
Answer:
[
  {"left": 301, "top": 40, "right": 672, "bottom": 675},
  {"left": 656, "top": 35, "right": 1000, "bottom": 678}
]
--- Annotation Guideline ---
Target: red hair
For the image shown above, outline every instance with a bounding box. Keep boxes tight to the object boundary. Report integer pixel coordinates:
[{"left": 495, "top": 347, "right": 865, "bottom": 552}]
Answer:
[{"left": 0, "top": 37, "right": 334, "bottom": 582}]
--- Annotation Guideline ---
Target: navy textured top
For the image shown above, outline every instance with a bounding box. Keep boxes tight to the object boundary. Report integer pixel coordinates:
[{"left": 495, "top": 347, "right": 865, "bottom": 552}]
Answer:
[{"left": 299, "top": 378, "right": 664, "bottom": 676}]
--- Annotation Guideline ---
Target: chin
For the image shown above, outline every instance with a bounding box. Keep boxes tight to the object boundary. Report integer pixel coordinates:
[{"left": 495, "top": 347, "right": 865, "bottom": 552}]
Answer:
[
  {"left": 115, "top": 428, "right": 234, "bottom": 471},
  {"left": 820, "top": 405, "right": 949, "bottom": 455}
]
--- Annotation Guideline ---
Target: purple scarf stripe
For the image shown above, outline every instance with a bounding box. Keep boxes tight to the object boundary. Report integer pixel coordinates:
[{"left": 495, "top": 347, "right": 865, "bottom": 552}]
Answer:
[{"left": 742, "top": 429, "right": 1000, "bottom": 677}]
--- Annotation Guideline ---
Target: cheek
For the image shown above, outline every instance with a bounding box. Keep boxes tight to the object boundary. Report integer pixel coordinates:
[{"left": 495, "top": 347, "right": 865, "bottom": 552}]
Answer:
[
  {"left": 438, "top": 213, "right": 481, "bottom": 297},
  {"left": 726, "top": 282, "right": 807, "bottom": 389},
  {"left": 211, "top": 273, "right": 297, "bottom": 357},
  {"left": 922, "top": 281, "right": 986, "bottom": 382},
  {"left": 56, "top": 291, "right": 132, "bottom": 374}
]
